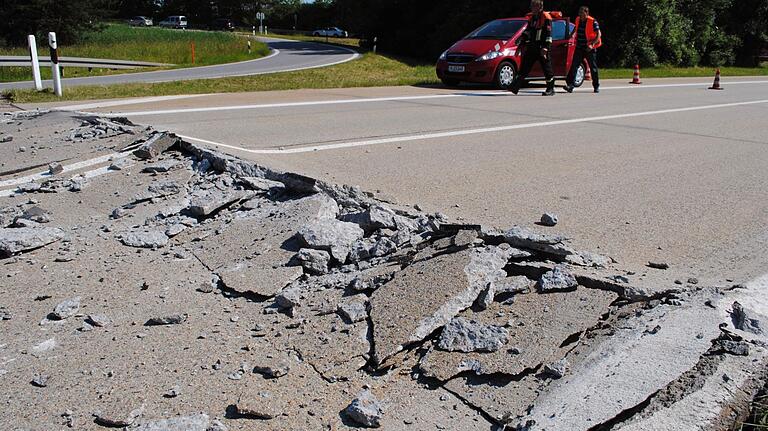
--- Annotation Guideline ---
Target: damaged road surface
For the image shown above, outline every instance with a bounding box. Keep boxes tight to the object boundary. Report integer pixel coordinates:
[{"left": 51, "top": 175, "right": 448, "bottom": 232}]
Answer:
[{"left": 1, "top": 110, "right": 768, "bottom": 430}]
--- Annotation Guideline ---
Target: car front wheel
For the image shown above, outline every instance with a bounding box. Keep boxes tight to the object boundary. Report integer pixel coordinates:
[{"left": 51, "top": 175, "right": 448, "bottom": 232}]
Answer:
[
  {"left": 572, "top": 63, "right": 586, "bottom": 88},
  {"left": 495, "top": 61, "right": 516, "bottom": 90}
]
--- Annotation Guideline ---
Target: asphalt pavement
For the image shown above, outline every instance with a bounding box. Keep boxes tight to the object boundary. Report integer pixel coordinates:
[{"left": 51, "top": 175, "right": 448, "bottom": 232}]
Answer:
[
  {"left": 0, "top": 37, "right": 358, "bottom": 91},
  {"left": 22, "top": 77, "right": 768, "bottom": 287}
]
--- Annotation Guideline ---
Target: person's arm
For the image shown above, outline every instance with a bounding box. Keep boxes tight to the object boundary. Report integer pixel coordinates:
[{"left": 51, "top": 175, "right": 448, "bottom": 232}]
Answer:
[
  {"left": 541, "top": 17, "right": 553, "bottom": 58},
  {"left": 589, "top": 21, "right": 601, "bottom": 49}
]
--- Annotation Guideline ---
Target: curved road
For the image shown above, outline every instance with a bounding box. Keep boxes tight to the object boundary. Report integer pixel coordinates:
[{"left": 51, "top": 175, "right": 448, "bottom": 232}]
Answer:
[{"left": 0, "top": 37, "right": 359, "bottom": 91}]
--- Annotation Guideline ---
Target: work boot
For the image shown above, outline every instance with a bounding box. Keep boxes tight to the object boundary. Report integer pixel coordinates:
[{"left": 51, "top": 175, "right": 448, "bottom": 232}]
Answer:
[
  {"left": 509, "top": 80, "right": 520, "bottom": 95},
  {"left": 594, "top": 87, "right": 600, "bottom": 93},
  {"left": 564, "top": 84, "right": 574, "bottom": 93},
  {"left": 542, "top": 80, "right": 555, "bottom": 96}
]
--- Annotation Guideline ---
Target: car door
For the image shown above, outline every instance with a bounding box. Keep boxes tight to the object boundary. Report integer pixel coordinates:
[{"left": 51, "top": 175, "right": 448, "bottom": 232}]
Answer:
[{"left": 549, "top": 19, "right": 569, "bottom": 76}]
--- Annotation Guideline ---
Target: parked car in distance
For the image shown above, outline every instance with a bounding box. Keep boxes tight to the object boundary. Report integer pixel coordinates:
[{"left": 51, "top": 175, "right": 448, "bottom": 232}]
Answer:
[
  {"left": 159, "top": 16, "right": 188, "bottom": 29},
  {"left": 128, "top": 16, "right": 153, "bottom": 27},
  {"left": 210, "top": 18, "right": 236, "bottom": 32},
  {"left": 435, "top": 12, "right": 588, "bottom": 90},
  {"left": 312, "top": 27, "right": 349, "bottom": 38}
]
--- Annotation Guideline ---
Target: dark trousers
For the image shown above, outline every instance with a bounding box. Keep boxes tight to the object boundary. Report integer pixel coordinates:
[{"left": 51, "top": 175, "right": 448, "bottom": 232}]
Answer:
[
  {"left": 568, "top": 47, "right": 599, "bottom": 89},
  {"left": 513, "top": 45, "right": 554, "bottom": 90}
]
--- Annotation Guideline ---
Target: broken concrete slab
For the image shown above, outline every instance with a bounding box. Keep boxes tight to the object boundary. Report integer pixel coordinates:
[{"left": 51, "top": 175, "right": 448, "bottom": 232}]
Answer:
[
  {"left": 145, "top": 314, "right": 187, "bottom": 326},
  {"left": 444, "top": 374, "right": 541, "bottom": 424},
  {"left": 133, "top": 132, "right": 179, "bottom": 160},
  {"left": 340, "top": 205, "right": 397, "bottom": 233},
  {"left": 142, "top": 159, "right": 182, "bottom": 173},
  {"left": 298, "top": 218, "right": 364, "bottom": 263},
  {"left": 538, "top": 265, "right": 578, "bottom": 293},
  {"left": 420, "top": 288, "right": 616, "bottom": 382},
  {"left": 294, "top": 248, "right": 331, "bottom": 275},
  {"left": 235, "top": 392, "right": 281, "bottom": 420},
  {"left": 185, "top": 190, "right": 246, "bottom": 217},
  {"left": 338, "top": 294, "right": 369, "bottom": 324},
  {"left": 0, "top": 226, "right": 63, "bottom": 256},
  {"left": 370, "top": 245, "right": 510, "bottom": 366},
  {"left": 516, "top": 301, "right": 722, "bottom": 430},
  {"left": 51, "top": 297, "right": 80, "bottom": 320},
  {"left": 499, "top": 225, "right": 575, "bottom": 257},
  {"left": 219, "top": 260, "right": 304, "bottom": 299}
]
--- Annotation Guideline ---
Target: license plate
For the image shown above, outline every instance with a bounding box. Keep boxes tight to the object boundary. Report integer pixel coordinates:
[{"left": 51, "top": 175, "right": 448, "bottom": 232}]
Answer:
[{"left": 448, "top": 65, "right": 465, "bottom": 73}]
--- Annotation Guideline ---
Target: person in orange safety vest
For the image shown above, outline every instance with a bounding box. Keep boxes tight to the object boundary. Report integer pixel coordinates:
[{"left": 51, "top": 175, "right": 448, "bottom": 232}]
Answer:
[
  {"left": 565, "top": 6, "right": 602, "bottom": 93},
  {"left": 510, "top": 0, "right": 556, "bottom": 96}
]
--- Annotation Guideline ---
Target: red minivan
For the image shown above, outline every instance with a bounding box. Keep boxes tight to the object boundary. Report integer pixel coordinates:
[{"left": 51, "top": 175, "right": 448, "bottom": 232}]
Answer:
[{"left": 435, "top": 12, "right": 587, "bottom": 89}]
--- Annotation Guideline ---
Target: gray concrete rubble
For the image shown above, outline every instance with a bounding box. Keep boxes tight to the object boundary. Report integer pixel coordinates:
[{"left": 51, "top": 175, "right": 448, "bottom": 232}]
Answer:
[{"left": 1, "top": 110, "right": 767, "bottom": 431}]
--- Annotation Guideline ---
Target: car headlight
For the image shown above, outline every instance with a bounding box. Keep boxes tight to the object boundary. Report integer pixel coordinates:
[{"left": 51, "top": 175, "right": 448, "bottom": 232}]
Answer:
[
  {"left": 439, "top": 50, "right": 448, "bottom": 61},
  {"left": 477, "top": 50, "right": 503, "bottom": 62}
]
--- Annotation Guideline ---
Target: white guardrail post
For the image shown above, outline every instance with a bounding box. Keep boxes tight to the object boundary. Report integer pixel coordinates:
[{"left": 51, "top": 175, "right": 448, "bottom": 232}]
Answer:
[
  {"left": 48, "top": 32, "right": 62, "bottom": 97},
  {"left": 27, "top": 35, "right": 43, "bottom": 91}
]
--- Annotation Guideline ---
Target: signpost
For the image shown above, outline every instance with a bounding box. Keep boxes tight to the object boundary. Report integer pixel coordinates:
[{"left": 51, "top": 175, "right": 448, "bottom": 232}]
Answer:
[
  {"left": 27, "top": 35, "right": 43, "bottom": 91},
  {"left": 256, "top": 12, "right": 265, "bottom": 35},
  {"left": 48, "top": 32, "right": 62, "bottom": 97}
]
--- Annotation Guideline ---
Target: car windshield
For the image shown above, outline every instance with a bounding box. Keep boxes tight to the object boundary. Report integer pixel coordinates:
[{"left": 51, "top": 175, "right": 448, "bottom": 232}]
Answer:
[{"left": 465, "top": 20, "right": 525, "bottom": 40}]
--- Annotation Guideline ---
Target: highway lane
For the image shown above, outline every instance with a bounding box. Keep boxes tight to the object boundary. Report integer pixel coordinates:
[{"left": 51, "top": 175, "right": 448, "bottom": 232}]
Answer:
[
  {"left": 28, "top": 77, "right": 768, "bottom": 286},
  {"left": 0, "top": 37, "right": 359, "bottom": 91}
]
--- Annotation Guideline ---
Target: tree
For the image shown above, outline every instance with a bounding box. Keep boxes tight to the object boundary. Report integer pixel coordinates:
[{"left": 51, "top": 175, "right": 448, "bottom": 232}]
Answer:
[{"left": 0, "top": 0, "right": 107, "bottom": 46}]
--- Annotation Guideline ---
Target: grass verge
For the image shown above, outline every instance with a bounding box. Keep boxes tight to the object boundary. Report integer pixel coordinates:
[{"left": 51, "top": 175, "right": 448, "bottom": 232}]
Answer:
[
  {"left": 3, "top": 52, "right": 767, "bottom": 104},
  {"left": 0, "top": 24, "right": 269, "bottom": 82}
]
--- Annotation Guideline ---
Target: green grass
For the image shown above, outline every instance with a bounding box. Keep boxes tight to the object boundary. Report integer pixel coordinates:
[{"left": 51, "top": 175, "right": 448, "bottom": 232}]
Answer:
[
  {"left": 601, "top": 65, "right": 768, "bottom": 79},
  {"left": 261, "top": 32, "right": 361, "bottom": 49},
  {"left": 3, "top": 53, "right": 437, "bottom": 103},
  {"left": 0, "top": 23, "right": 269, "bottom": 82}
]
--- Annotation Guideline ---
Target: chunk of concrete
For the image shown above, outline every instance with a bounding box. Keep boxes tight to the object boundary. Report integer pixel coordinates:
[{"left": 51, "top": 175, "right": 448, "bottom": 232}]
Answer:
[
  {"left": 501, "top": 225, "right": 575, "bottom": 257},
  {"left": 0, "top": 226, "right": 63, "bottom": 256},
  {"left": 298, "top": 218, "right": 364, "bottom": 263},
  {"left": 295, "top": 248, "right": 331, "bottom": 275},
  {"left": 538, "top": 265, "right": 578, "bottom": 293},
  {"left": 236, "top": 392, "right": 280, "bottom": 419},
  {"left": 133, "top": 132, "right": 179, "bottom": 160},
  {"left": 51, "top": 297, "right": 80, "bottom": 320},
  {"left": 345, "top": 390, "right": 383, "bottom": 428},
  {"left": 340, "top": 205, "right": 397, "bottom": 232},
  {"left": 437, "top": 317, "right": 508, "bottom": 353},
  {"left": 133, "top": 413, "right": 211, "bottom": 431},
  {"left": 120, "top": 230, "right": 169, "bottom": 249},
  {"left": 370, "top": 246, "right": 510, "bottom": 366},
  {"left": 338, "top": 294, "right": 368, "bottom": 324}
]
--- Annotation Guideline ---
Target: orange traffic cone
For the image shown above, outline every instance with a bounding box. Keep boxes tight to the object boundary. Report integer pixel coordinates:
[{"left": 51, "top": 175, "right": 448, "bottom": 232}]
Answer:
[
  {"left": 585, "top": 65, "right": 592, "bottom": 81},
  {"left": 629, "top": 64, "right": 642, "bottom": 84},
  {"left": 708, "top": 68, "right": 724, "bottom": 90}
]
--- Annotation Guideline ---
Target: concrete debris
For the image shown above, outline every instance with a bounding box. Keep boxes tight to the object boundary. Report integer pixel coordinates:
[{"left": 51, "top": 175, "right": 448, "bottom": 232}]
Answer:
[
  {"left": 0, "top": 135, "right": 13, "bottom": 143},
  {"left": 186, "top": 190, "right": 245, "bottom": 217},
  {"left": 542, "top": 358, "right": 569, "bottom": 379},
  {"left": 298, "top": 218, "right": 365, "bottom": 262},
  {"left": 0, "top": 306, "right": 11, "bottom": 320},
  {"left": 437, "top": 317, "right": 508, "bottom": 353},
  {"left": 86, "top": 314, "right": 110, "bottom": 327},
  {"left": 714, "top": 339, "right": 750, "bottom": 356},
  {"left": 731, "top": 301, "right": 763, "bottom": 335},
  {"left": 134, "top": 132, "right": 179, "bottom": 160},
  {"left": 133, "top": 413, "right": 212, "bottom": 431},
  {"left": 370, "top": 246, "right": 510, "bottom": 366},
  {"left": 120, "top": 230, "right": 169, "bottom": 249},
  {"left": 51, "top": 297, "right": 80, "bottom": 320},
  {"left": 18, "top": 206, "right": 50, "bottom": 224},
  {"left": 340, "top": 205, "right": 397, "bottom": 232},
  {"left": 540, "top": 213, "right": 558, "bottom": 227},
  {"left": 48, "top": 162, "right": 64, "bottom": 175},
  {"left": 163, "top": 386, "right": 181, "bottom": 398},
  {"left": 31, "top": 374, "right": 49, "bottom": 387},
  {"left": 108, "top": 157, "right": 135, "bottom": 171},
  {"left": 495, "top": 276, "right": 534, "bottom": 295},
  {"left": 370, "top": 237, "right": 397, "bottom": 257},
  {"left": 0, "top": 226, "right": 64, "bottom": 256},
  {"left": 338, "top": 294, "right": 369, "bottom": 324},
  {"left": 142, "top": 159, "right": 182, "bottom": 173},
  {"left": 345, "top": 390, "right": 383, "bottom": 428},
  {"left": 16, "top": 182, "right": 42, "bottom": 194},
  {"left": 94, "top": 405, "right": 145, "bottom": 427},
  {"left": 67, "top": 175, "right": 87, "bottom": 192},
  {"left": 295, "top": 248, "right": 331, "bottom": 275},
  {"left": 475, "top": 282, "right": 495, "bottom": 310},
  {"left": 648, "top": 261, "right": 670, "bottom": 270},
  {"left": 253, "top": 355, "right": 291, "bottom": 378},
  {"left": 145, "top": 314, "right": 187, "bottom": 326},
  {"left": 500, "top": 225, "right": 575, "bottom": 257},
  {"left": 538, "top": 265, "right": 578, "bottom": 293},
  {"left": 275, "top": 287, "right": 302, "bottom": 310},
  {"left": 235, "top": 392, "right": 280, "bottom": 420}
]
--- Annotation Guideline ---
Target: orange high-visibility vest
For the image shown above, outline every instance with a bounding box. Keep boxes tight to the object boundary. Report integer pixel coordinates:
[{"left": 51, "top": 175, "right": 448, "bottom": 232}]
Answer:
[{"left": 574, "top": 16, "right": 602, "bottom": 49}]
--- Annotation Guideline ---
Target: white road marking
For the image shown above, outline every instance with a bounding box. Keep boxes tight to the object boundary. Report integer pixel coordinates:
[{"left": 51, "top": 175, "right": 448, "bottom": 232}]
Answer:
[
  {"left": 0, "top": 152, "right": 129, "bottom": 190},
  {"left": 54, "top": 94, "right": 212, "bottom": 111},
  {"left": 97, "top": 80, "right": 768, "bottom": 117},
  {"left": 178, "top": 98, "right": 768, "bottom": 155}
]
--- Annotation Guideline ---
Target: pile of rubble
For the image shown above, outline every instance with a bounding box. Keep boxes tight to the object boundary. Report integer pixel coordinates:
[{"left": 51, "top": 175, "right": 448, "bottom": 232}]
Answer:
[{"left": 1, "top": 110, "right": 767, "bottom": 430}]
